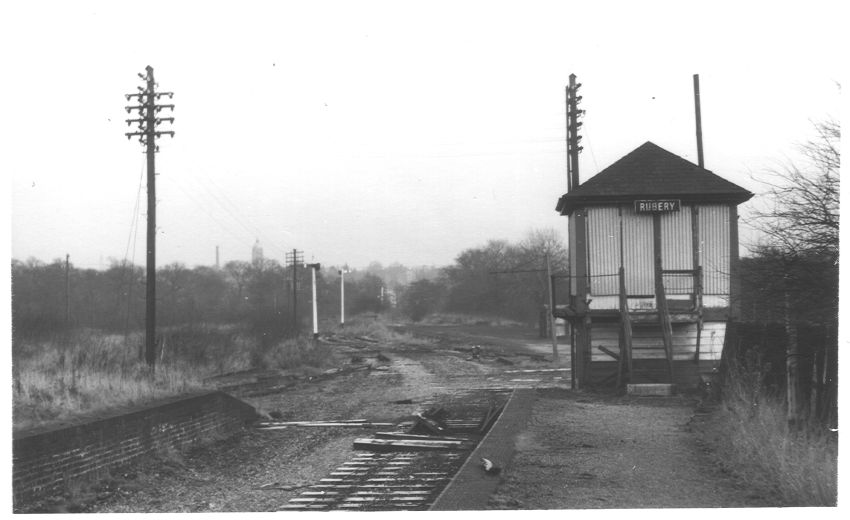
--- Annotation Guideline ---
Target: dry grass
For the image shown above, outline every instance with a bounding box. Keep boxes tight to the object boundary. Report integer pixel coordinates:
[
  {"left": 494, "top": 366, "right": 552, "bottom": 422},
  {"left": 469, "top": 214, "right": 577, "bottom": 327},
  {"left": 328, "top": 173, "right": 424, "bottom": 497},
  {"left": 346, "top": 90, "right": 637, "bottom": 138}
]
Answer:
[
  {"left": 705, "top": 356, "right": 838, "bottom": 506},
  {"left": 326, "top": 315, "right": 433, "bottom": 347},
  {"left": 418, "top": 313, "right": 526, "bottom": 327},
  {"left": 12, "top": 326, "right": 336, "bottom": 432}
]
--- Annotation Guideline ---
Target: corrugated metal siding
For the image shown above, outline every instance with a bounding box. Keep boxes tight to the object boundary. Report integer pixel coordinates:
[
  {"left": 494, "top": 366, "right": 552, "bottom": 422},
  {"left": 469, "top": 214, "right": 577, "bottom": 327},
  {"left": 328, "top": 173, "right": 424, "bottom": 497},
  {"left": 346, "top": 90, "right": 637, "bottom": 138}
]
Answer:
[
  {"left": 621, "top": 205, "right": 654, "bottom": 296},
  {"left": 660, "top": 207, "right": 694, "bottom": 295},
  {"left": 698, "top": 205, "right": 730, "bottom": 296},
  {"left": 587, "top": 206, "right": 620, "bottom": 296}
]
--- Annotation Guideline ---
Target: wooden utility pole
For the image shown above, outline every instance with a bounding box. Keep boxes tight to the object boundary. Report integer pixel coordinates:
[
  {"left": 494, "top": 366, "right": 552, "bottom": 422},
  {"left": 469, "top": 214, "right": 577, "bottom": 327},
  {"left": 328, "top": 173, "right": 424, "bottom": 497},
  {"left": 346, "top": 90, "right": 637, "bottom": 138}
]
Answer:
[
  {"left": 125, "top": 66, "right": 174, "bottom": 370},
  {"left": 65, "top": 253, "right": 71, "bottom": 328},
  {"left": 693, "top": 74, "right": 704, "bottom": 168},
  {"left": 286, "top": 249, "right": 304, "bottom": 333},
  {"left": 567, "top": 73, "right": 588, "bottom": 389}
]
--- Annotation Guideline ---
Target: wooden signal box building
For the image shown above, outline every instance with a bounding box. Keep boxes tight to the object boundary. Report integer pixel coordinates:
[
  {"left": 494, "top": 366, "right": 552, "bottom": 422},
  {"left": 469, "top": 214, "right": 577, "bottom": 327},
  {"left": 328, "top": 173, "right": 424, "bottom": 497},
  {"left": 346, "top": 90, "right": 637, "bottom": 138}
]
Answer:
[{"left": 555, "top": 141, "right": 753, "bottom": 388}]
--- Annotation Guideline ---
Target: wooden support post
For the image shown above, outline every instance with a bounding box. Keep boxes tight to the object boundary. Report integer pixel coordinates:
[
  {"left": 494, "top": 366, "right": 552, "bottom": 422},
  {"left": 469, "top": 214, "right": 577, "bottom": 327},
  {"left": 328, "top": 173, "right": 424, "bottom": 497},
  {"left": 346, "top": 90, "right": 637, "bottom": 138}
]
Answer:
[
  {"left": 572, "top": 209, "right": 590, "bottom": 390},
  {"left": 618, "top": 267, "right": 633, "bottom": 385},
  {"left": 692, "top": 205, "right": 703, "bottom": 363},
  {"left": 546, "top": 253, "right": 559, "bottom": 361},
  {"left": 653, "top": 215, "right": 675, "bottom": 383},
  {"left": 694, "top": 266, "right": 703, "bottom": 364}
]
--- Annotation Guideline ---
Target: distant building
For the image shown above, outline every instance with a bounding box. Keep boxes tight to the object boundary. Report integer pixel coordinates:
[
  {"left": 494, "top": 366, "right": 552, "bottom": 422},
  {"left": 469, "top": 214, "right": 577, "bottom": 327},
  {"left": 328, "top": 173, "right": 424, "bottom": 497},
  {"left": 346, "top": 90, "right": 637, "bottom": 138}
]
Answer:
[
  {"left": 555, "top": 142, "right": 753, "bottom": 388},
  {"left": 251, "top": 239, "right": 264, "bottom": 267}
]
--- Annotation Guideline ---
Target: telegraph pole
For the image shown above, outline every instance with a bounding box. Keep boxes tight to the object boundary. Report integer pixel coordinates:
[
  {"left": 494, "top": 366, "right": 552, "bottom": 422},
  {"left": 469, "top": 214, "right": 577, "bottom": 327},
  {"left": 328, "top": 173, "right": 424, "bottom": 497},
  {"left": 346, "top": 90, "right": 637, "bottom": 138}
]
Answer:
[
  {"left": 693, "top": 74, "right": 705, "bottom": 168},
  {"left": 286, "top": 249, "right": 304, "bottom": 333},
  {"left": 125, "top": 66, "right": 174, "bottom": 370},
  {"left": 566, "top": 73, "right": 587, "bottom": 389},
  {"left": 65, "top": 254, "right": 71, "bottom": 329}
]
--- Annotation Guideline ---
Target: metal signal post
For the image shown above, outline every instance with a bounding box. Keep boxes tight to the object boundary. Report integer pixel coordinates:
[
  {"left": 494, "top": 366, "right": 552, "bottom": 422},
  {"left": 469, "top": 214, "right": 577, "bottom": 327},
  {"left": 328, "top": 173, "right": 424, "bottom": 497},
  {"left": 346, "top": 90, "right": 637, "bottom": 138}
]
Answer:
[{"left": 125, "top": 65, "right": 175, "bottom": 370}]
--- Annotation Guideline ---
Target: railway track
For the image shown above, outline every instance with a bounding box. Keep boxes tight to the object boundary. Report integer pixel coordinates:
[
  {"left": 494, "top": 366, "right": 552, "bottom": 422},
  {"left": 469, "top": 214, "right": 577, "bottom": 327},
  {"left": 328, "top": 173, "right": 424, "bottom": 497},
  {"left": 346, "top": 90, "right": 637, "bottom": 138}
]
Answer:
[{"left": 278, "top": 388, "right": 512, "bottom": 512}]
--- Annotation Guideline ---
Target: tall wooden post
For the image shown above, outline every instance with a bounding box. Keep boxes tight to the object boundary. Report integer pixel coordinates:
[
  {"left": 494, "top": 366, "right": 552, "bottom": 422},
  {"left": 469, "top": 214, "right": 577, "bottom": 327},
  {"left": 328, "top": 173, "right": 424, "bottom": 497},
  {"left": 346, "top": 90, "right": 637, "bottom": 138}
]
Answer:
[
  {"left": 653, "top": 214, "right": 675, "bottom": 382},
  {"left": 286, "top": 249, "right": 303, "bottom": 334},
  {"left": 143, "top": 67, "right": 157, "bottom": 368},
  {"left": 546, "top": 253, "right": 559, "bottom": 361},
  {"left": 567, "top": 73, "right": 588, "bottom": 388},
  {"left": 125, "top": 66, "right": 174, "bottom": 371},
  {"left": 693, "top": 74, "right": 705, "bottom": 168},
  {"left": 65, "top": 253, "right": 71, "bottom": 328}
]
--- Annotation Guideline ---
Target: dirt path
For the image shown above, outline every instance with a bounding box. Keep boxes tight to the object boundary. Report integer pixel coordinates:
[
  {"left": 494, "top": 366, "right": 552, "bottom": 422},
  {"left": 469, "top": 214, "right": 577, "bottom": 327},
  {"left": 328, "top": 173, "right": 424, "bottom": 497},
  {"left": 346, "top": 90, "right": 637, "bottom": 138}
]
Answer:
[{"left": 490, "top": 389, "right": 770, "bottom": 509}]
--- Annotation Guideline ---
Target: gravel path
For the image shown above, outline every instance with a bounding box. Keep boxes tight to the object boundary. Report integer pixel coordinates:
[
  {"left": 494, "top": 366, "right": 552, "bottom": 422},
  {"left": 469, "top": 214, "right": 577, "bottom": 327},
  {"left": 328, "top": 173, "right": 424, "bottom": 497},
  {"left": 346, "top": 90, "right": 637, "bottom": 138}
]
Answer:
[{"left": 489, "top": 389, "right": 772, "bottom": 509}]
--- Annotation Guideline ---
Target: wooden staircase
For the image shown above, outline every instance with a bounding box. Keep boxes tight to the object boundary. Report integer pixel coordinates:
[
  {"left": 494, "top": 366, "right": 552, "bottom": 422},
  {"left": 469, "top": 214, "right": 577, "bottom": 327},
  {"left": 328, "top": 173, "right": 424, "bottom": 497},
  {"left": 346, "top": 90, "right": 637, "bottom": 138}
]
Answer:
[{"left": 616, "top": 266, "right": 703, "bottom": 387}]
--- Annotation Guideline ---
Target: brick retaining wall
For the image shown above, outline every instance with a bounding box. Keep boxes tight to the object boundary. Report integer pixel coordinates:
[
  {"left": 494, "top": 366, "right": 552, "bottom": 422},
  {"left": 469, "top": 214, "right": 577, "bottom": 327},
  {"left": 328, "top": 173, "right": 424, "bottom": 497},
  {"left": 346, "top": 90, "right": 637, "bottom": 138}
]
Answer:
[{"left": 12, "top": 391, "right": 257, "bottom": 507}]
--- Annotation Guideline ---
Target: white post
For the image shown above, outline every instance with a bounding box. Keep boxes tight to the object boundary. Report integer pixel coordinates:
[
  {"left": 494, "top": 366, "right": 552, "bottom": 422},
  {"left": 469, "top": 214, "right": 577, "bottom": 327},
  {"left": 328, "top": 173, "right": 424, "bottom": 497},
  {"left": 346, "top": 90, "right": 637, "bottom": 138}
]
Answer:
[
  {"left": 339, "top": 269, "right": 345, "bottom": 327},
  {"left": 311, "top": 265, "right": 318, "bottom": 339}
]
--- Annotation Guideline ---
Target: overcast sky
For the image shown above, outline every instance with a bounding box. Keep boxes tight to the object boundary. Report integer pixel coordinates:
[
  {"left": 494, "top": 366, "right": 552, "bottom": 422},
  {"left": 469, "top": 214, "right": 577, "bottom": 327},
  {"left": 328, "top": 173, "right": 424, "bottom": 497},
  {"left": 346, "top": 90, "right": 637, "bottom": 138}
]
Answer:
[{"left": 4, "top": 0, "right": 843, "bottom": 271}]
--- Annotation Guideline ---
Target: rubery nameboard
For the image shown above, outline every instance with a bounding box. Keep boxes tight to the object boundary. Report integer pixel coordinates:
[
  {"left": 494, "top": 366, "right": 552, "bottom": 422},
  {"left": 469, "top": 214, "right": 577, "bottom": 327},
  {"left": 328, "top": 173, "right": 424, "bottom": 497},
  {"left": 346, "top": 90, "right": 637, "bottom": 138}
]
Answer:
[{"left": 634, "top": 199, "right": 681, "bottom": 213}]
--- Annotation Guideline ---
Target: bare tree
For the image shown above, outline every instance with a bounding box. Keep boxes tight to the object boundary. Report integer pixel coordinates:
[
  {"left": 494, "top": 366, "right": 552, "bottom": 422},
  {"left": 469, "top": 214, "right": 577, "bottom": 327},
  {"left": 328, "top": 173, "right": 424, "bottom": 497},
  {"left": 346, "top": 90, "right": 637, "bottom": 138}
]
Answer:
[
  {"left": 746, "top": 118, "right": 839, "bottom": 426},
  {"left": 750, "top": 118, "right": 839, "bottom": 259}
]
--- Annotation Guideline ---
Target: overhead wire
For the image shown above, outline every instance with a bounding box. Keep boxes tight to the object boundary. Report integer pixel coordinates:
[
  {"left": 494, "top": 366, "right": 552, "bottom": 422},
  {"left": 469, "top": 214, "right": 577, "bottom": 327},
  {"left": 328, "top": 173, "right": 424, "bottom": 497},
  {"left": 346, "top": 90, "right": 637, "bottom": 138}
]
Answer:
[
  {"left": 169, "top": 167, "right": 292, "bottom": 260},
  {"left": 123, "top": 156, "right": 145, "bottom": 266},
  {"left": 161, "top": 173, "right": 261, "bottom": 256}
]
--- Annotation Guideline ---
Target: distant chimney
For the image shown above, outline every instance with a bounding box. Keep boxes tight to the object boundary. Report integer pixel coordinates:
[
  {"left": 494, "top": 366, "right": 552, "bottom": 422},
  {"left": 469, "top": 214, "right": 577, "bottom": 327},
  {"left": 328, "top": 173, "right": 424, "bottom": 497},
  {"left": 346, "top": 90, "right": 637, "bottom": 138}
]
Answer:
[{"left": 252, "top": 239, "right": 264, "bottom": 267}]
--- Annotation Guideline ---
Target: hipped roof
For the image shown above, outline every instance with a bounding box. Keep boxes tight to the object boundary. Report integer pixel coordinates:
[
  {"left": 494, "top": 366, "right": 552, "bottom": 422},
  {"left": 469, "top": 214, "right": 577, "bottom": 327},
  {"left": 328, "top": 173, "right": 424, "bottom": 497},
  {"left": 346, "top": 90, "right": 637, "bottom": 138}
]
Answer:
[{"left": 556, "top": 141, "right": 753, "bottom": 215}]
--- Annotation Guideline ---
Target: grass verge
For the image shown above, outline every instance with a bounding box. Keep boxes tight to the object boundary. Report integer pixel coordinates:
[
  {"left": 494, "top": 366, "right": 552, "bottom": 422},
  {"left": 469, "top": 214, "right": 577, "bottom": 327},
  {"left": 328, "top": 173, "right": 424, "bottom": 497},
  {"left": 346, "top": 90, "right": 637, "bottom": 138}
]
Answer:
[
  {"left": 697, "top": 355, "right": 838, "bottom": 506},
  {"left": 12, "top": 325, "right": 336, "bottom": 432}
]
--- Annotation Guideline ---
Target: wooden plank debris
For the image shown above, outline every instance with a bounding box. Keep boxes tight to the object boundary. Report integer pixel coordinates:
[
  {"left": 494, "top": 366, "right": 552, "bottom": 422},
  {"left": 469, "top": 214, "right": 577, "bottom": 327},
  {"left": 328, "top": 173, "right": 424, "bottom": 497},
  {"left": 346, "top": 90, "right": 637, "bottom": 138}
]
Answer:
[
  {"left": 374, "top": 432, "right": 469, "bottom": 442},
  {"left": 502, "top": 368, "right": 569, "bottom": 374},
  {"left": 353, "top": 438, "right": 473, "bottom": 452},
  {"left": 413, "top": 413, "right": 446, "bottom": 435},
  {"left": 256, "top": 420, "right": 395, "bottom": 429}
]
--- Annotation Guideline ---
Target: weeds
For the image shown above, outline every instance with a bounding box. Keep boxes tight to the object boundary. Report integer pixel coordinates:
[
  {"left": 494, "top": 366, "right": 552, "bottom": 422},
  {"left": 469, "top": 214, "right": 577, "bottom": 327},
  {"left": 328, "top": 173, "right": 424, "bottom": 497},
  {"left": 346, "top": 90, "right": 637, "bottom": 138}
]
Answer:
[
  {"left": 705, "top": 352, "right": 838, "bottom": 506},
  {"left": 13, "top": 315, "right": 427, "bottom": 432},
  {"left": 12, "top": 324, "right": 337, "bottom": 432}
]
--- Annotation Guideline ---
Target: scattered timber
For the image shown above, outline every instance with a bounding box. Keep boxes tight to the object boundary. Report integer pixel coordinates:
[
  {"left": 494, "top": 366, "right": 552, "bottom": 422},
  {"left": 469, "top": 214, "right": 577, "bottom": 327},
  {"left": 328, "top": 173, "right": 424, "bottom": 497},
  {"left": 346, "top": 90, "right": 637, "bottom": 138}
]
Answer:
[
  {"left": 374, "top": 432, "right": 469, "bottom": 442},
  {"left": 503, "top": 368, "right": 569, "bottom": 374},
  {"left": 353, "top": 438, "right": 474, "bottom": 452},
  {"left": 257, "top": 420, "right": 396, "bottom": 429}
]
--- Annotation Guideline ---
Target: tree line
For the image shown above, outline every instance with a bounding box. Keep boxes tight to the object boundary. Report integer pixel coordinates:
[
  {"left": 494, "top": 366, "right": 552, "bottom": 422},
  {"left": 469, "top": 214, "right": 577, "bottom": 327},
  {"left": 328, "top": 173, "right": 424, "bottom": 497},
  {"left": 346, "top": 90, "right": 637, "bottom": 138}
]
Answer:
[
  {"left": 11, "top": 228, "right": 568, "bottom": 342},
  {"left": 397, "top": 229, "right": 568, "bottom": 323},
  {"left": 11, "top": 258, "right": 391, "bottom": 341}
]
